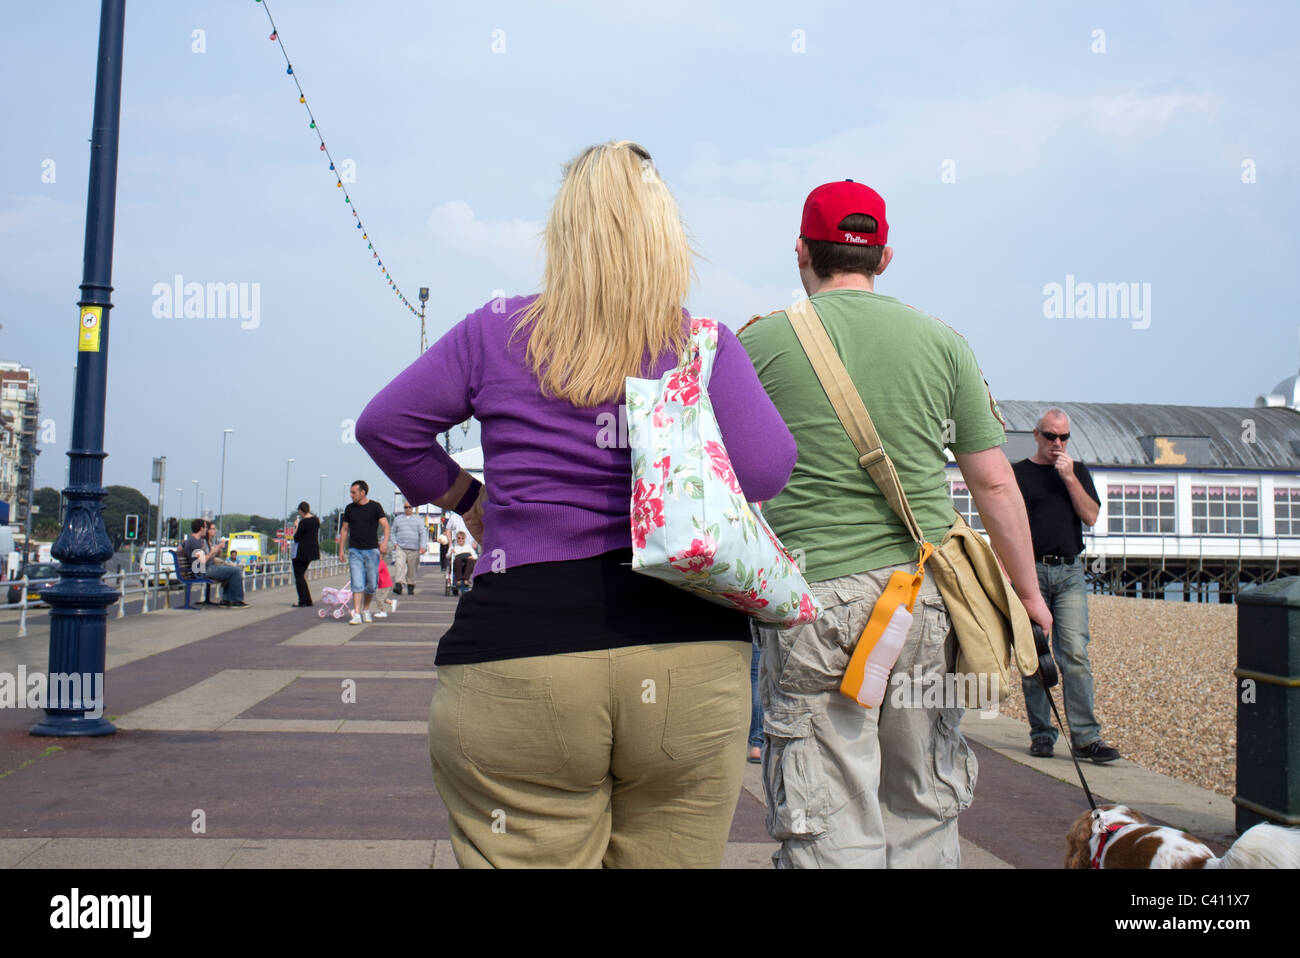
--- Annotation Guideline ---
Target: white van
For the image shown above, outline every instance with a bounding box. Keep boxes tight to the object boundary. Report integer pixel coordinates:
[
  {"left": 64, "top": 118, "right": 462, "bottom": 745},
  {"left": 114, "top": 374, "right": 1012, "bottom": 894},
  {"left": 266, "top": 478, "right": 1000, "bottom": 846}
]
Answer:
[{"left": 139, "top": 546, "right": 178, "bottom": 584}]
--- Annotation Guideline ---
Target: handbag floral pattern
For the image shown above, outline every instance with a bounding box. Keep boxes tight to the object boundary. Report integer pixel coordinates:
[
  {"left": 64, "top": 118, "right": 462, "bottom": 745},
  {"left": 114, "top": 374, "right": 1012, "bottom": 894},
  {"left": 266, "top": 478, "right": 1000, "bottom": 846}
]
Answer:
[{"left": 626, "top": 317, "right": 820, "bottom": 627}]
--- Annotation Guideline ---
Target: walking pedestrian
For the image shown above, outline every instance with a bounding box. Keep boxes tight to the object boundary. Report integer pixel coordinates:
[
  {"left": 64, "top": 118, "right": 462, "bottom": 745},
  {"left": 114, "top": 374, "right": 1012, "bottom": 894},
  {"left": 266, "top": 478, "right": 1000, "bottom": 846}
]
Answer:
[
  {"left": 337, "top": 480, "right": 390, "bottom": 625},
  {"left": 739, "top": 179, "right": 1051, "bottom": 868},
  {"left": 356, "top": 140, "right": 796, "bottom": 868},
  {"left": 389, "top": 501, "right": 428, "bottom": 595}
]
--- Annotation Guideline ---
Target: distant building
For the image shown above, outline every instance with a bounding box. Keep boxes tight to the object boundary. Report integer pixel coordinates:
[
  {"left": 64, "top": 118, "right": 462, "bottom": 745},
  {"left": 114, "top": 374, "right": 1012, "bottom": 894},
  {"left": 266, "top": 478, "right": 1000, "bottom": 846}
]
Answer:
[
  {"left": 947, "top": 395, "right": 1300, "bottom": 602},
  {"left": 0, "top": 362, "right": 40, "bottom": 529},
  {"left": 0, "top": 409, "right": 18, "bottom": 515}
]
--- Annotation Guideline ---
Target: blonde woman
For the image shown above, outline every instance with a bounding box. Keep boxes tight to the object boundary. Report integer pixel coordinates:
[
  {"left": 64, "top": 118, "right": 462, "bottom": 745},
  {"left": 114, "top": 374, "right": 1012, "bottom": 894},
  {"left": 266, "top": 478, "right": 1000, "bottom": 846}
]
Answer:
[{"left": 356, "top": 141, "right": 796, "bottom": 868}]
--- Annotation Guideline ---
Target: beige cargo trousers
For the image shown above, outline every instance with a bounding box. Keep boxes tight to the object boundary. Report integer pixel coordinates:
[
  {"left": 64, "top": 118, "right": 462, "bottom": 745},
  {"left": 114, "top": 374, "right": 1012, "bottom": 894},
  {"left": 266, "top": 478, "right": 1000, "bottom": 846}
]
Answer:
[{"left": 754, "top": 561, "right": 978, "bottom": 868}]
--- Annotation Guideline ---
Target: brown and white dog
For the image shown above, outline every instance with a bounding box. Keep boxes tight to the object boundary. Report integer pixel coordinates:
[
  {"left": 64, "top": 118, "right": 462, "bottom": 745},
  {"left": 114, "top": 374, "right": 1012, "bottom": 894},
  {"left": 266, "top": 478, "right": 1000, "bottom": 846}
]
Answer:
[{"left": 1066, "top": 804, "right": 1300, "bottom": 869}]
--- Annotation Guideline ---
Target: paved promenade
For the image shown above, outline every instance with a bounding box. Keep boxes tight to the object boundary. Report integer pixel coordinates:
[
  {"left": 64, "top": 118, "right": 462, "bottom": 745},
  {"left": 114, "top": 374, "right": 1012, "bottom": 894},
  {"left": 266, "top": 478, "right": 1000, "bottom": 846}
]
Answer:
[{"left": 0, "top": 569, "right": 1237, "bottom": 869}]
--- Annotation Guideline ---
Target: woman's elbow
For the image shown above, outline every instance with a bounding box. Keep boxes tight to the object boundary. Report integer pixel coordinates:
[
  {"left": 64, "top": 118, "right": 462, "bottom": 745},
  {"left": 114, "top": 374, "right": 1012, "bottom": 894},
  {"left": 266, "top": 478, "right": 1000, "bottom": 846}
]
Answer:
[
  {"left": 354, "top": 401, "right": 384, "bottom": 458},
  {"left": 745, "top": 434, "right": 797, "bottom": 503}
]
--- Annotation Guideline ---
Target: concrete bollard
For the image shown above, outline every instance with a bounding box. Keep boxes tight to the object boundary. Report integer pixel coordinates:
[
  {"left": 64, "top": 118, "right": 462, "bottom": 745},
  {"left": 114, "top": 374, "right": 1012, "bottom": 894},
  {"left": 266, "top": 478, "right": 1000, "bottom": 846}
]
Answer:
[{"left": 1234, "top": 576, "right": 1300, "bottom": 832}]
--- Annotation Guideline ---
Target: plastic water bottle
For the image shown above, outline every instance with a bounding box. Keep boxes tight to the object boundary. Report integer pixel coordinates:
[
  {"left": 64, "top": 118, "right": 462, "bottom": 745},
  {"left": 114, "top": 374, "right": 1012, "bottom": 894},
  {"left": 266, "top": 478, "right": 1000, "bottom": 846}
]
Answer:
[{"left": 856, "top": 604, "right": 913, "bottom": 707}]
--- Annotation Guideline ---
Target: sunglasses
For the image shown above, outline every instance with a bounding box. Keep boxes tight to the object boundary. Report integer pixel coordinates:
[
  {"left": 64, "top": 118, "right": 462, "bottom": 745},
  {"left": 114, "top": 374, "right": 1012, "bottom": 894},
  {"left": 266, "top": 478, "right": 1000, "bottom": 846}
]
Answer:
[{"left": 1039, "top": 430, "right": 1070, "bottom": 442}]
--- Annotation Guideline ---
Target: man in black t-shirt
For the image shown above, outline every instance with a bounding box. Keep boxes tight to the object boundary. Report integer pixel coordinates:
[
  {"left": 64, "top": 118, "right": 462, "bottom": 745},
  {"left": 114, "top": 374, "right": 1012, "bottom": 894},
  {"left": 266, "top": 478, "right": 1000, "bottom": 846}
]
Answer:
[
  {"left": 337, "top": 479, "right": 390, "bottom": 625},
  {"left": 1012, "top": 408, "right": 1119, "bottom": 764}
]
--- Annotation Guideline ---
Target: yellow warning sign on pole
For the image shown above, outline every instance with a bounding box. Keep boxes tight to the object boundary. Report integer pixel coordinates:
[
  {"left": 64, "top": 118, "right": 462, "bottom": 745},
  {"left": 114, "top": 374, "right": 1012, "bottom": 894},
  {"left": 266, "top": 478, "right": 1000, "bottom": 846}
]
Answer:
[{"left": 79, "top": 306, "right": 102, "bottom": 352}]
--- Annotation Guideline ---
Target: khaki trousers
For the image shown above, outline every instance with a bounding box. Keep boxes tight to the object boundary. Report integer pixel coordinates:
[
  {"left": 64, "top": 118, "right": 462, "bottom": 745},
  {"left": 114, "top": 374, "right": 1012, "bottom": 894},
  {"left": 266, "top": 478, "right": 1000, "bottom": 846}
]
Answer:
[
  {"left": 391, "top": 547, "right": 420, "bottom": 588},
  {"left": 428, "top": 640, "right": 751, "bottom": 868}
]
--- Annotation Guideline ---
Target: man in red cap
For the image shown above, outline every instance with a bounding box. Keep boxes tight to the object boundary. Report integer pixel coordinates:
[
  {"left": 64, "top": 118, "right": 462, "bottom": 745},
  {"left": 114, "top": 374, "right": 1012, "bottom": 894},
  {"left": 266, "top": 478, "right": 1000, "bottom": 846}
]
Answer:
[{"left": 739, "top": 180, "right": 1051, "bottom": 868}]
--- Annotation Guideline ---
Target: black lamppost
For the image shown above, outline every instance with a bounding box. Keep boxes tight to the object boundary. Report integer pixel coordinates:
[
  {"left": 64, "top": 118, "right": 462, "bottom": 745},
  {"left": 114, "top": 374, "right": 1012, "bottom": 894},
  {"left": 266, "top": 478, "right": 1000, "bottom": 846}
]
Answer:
[{"left": 32, "top": 0, "right": 126, "bottom": 737}]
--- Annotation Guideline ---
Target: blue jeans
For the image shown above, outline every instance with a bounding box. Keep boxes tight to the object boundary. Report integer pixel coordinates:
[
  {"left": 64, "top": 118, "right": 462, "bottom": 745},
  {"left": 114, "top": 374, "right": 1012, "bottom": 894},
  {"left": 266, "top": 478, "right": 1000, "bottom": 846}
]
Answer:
[
  {"left": 348, "top": 548, "right": 380, "bottom": 595},
  {"left": 748, "top": 638, "right": 763, "bottom": 749},
  {"left": 206, "top": 563, "right": 244, "bottom": 603},
  {"left": 1020, "top": 558, "right": 1101, "bottom": 748}
]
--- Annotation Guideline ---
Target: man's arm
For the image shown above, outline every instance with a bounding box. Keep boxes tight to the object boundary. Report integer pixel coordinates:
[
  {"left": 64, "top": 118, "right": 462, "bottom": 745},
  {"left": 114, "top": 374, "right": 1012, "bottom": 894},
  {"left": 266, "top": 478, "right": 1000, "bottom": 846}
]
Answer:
[
  {"left": 379, "top": 516, "right": 391, "bottom": 555},
  {"left": 1055, "top": 454, "right": 1099, "bottom": 526},
  {"left": 338, "top": 521, "right": 349, "bottom": 560},
  {"left": 953, "top": 446, "right": 1053, "bottom": 635}
]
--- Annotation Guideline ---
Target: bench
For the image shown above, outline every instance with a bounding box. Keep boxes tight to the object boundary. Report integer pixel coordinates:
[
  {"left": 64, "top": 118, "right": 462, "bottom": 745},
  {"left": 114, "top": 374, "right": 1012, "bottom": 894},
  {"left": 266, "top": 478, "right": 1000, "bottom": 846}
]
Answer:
[{"left": 171, "top": 549, "right": 218, "bottom": 610}]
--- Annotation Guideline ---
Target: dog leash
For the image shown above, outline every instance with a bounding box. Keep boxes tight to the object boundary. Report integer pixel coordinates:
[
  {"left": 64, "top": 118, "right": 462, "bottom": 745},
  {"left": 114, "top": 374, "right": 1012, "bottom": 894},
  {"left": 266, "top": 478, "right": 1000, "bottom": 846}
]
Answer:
[{"left": 1033, "top": 625, "right": 1098, "bottom": 812}]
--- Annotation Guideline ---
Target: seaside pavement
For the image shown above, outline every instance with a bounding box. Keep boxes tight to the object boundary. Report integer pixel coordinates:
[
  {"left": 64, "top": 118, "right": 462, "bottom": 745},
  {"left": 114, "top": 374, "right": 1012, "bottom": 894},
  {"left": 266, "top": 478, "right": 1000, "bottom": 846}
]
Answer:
[{"left": 0, "top": 573, "right": 1235, "bottom": 869}]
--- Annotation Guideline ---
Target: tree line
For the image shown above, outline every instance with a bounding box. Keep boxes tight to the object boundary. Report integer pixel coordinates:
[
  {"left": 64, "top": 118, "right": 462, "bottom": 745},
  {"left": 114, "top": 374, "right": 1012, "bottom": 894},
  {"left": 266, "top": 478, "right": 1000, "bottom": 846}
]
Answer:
[{"left": 29, "top": 487, "right": 340, "bottom": 551}]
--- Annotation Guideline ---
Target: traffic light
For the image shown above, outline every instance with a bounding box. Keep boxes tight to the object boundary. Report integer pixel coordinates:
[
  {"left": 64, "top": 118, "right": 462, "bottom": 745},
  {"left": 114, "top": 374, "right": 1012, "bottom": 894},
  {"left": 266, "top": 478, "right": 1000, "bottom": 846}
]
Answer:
[
  {"left": 167, "top": 517, "right": 179, "bottom": 540},
  {"left": 124, "top": 514, "right": 139, "bottom": 541}
]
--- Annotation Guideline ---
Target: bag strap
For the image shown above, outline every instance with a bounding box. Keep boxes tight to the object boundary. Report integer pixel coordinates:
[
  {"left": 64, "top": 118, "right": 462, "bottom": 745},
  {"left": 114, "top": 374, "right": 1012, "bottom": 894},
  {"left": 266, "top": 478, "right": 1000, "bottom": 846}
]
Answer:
[{"left": 786, "top": 297, "right": 926, "bottom": 547}]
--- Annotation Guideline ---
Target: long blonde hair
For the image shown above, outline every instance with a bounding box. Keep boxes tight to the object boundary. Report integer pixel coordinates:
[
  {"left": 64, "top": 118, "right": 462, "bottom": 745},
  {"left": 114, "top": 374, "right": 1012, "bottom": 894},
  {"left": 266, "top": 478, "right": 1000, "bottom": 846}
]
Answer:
[{"left": 515, "top": 140, "right": 694, "bottom": 406}]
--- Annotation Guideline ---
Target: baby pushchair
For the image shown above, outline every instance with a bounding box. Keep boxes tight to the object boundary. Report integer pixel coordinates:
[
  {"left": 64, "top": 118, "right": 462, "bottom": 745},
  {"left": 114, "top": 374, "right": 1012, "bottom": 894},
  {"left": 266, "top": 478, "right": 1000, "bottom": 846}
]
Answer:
[{"left": 318, "top": 582, "right": 353, "bottom": 618}]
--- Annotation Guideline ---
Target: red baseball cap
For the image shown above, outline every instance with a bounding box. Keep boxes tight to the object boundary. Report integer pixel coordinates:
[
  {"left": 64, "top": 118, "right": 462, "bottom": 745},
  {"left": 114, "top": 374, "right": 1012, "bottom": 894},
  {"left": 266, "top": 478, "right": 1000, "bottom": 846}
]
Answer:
[{"left": 800, "top": 179, "right": 888, "bottom": 246}]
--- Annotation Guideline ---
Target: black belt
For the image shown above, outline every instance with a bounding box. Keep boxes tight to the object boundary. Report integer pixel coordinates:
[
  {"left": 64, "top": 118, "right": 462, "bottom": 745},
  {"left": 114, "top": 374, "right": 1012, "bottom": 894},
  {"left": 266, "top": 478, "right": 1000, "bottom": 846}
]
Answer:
[{"left": 1037, "top": 554, "right": 1078, "bottom": 566}]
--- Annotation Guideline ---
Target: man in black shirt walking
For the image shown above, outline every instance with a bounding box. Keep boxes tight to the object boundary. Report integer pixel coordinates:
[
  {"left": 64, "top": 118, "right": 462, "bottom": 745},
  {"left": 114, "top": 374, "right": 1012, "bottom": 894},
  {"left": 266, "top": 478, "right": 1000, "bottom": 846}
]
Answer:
[
  {"left": 338, "top": 480, "right": 390, "bottom": 625},
  {"left": 1012, "top": 408, "right": 1119, "bottom": 764}
]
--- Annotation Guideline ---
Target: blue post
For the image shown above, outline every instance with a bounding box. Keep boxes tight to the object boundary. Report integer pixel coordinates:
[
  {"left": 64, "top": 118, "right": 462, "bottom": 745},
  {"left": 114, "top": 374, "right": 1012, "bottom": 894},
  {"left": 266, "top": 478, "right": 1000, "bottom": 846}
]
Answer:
[{"left": 31, "top": 0, "right": 127, "bottom": 737}]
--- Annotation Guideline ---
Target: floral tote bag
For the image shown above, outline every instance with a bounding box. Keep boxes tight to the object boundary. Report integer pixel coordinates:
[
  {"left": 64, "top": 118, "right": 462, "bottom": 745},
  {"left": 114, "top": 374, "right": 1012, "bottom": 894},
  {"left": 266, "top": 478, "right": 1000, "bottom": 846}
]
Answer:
[{"left": 625, "top": 317, "right": 820, "bottom": 627}]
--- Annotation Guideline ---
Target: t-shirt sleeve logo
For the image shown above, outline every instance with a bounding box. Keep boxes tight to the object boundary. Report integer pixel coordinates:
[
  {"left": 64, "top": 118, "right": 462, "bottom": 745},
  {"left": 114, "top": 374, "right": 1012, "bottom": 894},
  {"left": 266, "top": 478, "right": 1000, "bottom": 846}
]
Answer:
[{"left": 986, "top": 380, "right": 1006, "bottom": 428}]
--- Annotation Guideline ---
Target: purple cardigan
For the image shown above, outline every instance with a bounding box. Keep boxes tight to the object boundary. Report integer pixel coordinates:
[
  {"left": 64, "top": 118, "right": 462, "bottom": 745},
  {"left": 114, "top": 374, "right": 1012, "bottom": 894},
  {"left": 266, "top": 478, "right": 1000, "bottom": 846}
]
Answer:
[{"left": 355, "top": 294, "right": 797, "bottom": 575}]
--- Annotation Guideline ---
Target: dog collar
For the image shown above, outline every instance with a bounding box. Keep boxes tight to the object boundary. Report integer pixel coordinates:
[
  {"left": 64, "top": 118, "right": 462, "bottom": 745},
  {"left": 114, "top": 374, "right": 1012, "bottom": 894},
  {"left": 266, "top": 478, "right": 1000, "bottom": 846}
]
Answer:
[{"left": 1091, "top": 822, "right": 1125, "bottom": 869}]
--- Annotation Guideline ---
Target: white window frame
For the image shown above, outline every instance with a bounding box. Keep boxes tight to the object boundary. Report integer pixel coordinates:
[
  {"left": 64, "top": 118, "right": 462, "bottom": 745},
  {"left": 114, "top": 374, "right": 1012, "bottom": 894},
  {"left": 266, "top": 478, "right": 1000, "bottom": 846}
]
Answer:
[{"left": 1190, "top": 483, "right": 1260, "bottom": 536}]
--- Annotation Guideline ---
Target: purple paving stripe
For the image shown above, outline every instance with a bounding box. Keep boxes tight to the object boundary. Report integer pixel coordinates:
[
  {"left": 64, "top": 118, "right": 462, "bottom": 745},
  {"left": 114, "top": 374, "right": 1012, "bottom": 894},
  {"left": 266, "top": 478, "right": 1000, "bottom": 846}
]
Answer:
[
  {"left": 0, "top": 731, "right": 447, "bottom": 840},
  {"left": 242, "top": 678, "right": 435, "bottom": 722}
]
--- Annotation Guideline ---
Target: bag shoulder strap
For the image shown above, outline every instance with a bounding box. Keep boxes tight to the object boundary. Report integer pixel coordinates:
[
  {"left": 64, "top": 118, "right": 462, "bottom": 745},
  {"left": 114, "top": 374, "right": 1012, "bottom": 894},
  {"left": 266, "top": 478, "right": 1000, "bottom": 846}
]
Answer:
[{"left": 786, "top": 297, "right": 926, "bottom": 546}]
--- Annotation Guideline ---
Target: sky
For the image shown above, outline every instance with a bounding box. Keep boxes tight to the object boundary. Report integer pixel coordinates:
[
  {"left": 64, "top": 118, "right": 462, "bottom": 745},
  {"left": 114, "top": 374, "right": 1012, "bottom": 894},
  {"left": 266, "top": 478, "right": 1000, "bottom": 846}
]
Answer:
[{"left": 1, "top": 0, "right": 1296, "bottom": 519}]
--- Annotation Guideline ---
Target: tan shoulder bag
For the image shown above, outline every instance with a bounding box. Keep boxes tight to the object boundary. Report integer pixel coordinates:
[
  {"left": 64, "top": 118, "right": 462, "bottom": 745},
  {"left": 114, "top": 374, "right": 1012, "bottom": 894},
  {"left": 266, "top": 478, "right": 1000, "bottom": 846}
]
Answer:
[{"left": 786, "top": 297, "right": 1038, "bottom": 707}]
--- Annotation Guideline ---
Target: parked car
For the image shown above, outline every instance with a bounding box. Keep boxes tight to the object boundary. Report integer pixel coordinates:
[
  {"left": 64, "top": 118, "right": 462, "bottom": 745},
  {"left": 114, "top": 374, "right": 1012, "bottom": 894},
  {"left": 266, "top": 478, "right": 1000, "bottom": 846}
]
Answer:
[{"left": 6, "top": 562, "right": 61, "bottom": 605}]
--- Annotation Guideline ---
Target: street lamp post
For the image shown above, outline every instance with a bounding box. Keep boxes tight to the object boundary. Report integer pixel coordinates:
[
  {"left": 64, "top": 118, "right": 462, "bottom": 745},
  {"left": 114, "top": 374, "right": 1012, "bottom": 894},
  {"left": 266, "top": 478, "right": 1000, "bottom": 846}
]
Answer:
[
  {"left": 419, "top": 286, "right": 429, "bottom": 355},
  {"left": 192, "top": 480, "right": 199, "bottom": 523},
  {"left": 217, "top": 428, "right": 233, "bottom": 536},
  {"left": 283, "top": 458, "right": 294, "bottom": 558},
  {"left": 177, "top": 487, "right": 184, "bottom": 531},
  {"left": 33, "top": 0, "right": 126, "bottom": 737}
]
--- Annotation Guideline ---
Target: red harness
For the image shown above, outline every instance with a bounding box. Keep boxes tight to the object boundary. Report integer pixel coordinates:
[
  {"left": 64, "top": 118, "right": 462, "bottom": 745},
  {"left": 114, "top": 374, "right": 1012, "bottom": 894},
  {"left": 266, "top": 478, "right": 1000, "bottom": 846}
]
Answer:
[{"left": 1091, "top": 822, "right": 1126, "bottom": 869}]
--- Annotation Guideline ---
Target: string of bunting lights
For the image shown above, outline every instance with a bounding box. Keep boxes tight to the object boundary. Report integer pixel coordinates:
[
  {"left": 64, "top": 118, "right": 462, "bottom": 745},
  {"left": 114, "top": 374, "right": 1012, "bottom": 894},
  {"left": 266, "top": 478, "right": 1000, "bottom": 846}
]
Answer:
[{"left": 255, "top": 0, "right": 419, "bottom": 318}]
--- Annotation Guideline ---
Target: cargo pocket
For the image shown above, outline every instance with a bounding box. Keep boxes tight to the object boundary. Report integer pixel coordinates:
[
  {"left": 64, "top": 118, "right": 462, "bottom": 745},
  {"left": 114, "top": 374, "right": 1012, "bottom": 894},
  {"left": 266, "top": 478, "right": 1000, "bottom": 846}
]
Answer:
[
  {"left": 662, "top": 648, "right": 747, "bottom": 761},
  {"left": 458, "top": 666, "right": 569, "bottom": 775},
  {"left": 932, "top": 709, "right": 978, "bottom": 819},
  {"left": 762, "top": 708, "right": 829, "bottom": 841},
  {"left": 777, "top": 588, "right": 867, "bottom": 695}
]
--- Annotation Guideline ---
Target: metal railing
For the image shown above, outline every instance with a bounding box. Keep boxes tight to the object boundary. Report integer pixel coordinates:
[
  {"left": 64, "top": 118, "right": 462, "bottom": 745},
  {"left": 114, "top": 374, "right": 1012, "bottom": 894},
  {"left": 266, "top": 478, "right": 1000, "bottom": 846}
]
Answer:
[{"left": 3, "top": 556, "right": 347, "bottom": 637}]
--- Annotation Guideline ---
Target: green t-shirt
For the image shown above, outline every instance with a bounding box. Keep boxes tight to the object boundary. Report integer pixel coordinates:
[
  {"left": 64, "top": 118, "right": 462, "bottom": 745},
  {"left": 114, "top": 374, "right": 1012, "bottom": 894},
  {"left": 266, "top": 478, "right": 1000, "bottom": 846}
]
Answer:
[{"left": 738, "top": 289, "right": 1006, "bottom": 581}]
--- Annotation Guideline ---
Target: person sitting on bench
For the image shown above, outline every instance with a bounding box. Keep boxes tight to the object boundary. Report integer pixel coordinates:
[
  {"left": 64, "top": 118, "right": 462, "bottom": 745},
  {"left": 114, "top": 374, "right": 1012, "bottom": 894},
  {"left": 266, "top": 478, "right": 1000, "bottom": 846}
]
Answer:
[{"left": 183, "top": 518, "right": 247, "bottom": 607}]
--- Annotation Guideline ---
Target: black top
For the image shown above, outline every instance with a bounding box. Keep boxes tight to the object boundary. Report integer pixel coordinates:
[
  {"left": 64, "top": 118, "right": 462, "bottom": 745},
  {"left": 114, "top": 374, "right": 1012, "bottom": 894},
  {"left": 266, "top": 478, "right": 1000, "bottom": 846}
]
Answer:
[
  {"left": 434, "top": 548, "right": 752, "bottom": 665},
  {"left": 1012, "top": 458, "right": 1100, "bottom": 559},
  {"left": 293, "top": 514, "right": 321, "bottom": 562},
  {"left": 342, "top": 500, "right": 386, "bottom": 550}
]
